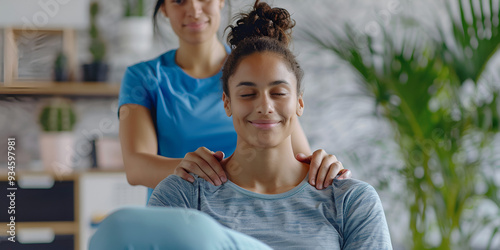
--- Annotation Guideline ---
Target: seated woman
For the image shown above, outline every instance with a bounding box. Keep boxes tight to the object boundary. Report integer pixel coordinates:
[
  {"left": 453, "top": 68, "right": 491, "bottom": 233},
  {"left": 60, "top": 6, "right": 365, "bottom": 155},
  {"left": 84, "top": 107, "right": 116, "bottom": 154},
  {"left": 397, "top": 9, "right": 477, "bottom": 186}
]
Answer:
[{"left": 148, "top": 1, "right": 392, "bottom": 249}]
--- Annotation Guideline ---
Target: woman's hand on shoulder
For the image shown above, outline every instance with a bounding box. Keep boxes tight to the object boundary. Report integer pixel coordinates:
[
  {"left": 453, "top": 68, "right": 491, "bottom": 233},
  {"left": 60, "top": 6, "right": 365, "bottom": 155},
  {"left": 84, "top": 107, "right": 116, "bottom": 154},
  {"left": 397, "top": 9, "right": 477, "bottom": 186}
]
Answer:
[
  {"left": 174, "top": 147, "right": 227, "bottom": 186},
  {"left": 296, "top": 149, "right": 352, "bottom": 190}
]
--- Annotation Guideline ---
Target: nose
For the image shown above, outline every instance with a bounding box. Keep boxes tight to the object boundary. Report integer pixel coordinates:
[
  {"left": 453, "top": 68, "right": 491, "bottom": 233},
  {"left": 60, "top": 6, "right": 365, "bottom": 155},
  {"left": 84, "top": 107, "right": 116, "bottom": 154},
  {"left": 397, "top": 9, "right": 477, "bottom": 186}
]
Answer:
[
  {"left": 256, "top": 94, "right": 274, "bottom": 114},
  {"left": 186, "top": 0, "right": 202, "bottom": 19}
]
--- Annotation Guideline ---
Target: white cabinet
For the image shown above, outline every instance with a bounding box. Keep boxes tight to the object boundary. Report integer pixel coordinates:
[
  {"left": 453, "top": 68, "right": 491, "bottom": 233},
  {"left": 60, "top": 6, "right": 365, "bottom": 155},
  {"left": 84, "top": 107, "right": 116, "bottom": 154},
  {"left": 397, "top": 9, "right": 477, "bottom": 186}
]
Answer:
[{"left": 79, "top": 172, "right": 147, "bottom": 250}]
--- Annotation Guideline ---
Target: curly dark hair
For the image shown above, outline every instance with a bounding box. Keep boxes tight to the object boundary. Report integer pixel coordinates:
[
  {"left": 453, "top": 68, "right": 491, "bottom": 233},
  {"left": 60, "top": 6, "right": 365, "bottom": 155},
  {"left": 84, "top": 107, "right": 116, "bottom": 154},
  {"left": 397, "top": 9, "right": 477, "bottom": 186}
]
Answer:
[{"left": 222, "top": 0, "right": 304, "bottom": 96}]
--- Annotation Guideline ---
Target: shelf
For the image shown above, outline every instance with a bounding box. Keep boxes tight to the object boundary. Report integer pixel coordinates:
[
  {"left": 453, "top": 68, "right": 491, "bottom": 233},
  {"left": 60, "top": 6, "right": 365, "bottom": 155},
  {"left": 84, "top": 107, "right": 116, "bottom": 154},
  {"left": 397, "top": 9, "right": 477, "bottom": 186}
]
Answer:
[
  {"left": 3, "top": 27, "right": 78, "bottom": 83},
  {"left": 0, "top": 82, "right": 120, "bottom": 97},
  {"left": 0, "top": 169, "right": 125, "bottom": 179},
  {"left": 0, "top": 221, "right": 77, "bottom": 236}
]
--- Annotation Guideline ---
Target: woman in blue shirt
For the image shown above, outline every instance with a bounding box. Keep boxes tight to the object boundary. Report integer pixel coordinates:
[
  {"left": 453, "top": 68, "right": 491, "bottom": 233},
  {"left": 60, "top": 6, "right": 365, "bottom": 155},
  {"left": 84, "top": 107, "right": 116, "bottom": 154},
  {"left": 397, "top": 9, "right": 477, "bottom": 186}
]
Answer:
[{"left": 118, "top": 0, "right": 351, "bottom": 195}]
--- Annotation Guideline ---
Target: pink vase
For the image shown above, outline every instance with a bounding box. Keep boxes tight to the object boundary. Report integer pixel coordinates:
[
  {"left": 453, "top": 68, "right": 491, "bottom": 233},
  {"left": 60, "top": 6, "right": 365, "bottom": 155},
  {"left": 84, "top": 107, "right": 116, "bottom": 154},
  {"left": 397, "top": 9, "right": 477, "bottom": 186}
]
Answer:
[{"left": 39, "top": 132, "right": 75, "bottom": 174}]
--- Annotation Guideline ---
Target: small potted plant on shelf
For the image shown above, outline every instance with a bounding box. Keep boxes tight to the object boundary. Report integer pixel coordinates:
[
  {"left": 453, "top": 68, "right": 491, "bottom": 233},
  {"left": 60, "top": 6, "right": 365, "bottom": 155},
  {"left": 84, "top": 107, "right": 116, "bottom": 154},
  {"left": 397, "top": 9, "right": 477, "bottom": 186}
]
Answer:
[
  {"left": 38, "top": 98, "right": 77, "bottom": 173},
  {"left": 54, "top": 51, "right": 69, "bottom": 82},
  {"left": 82, "top": 1, "right": 108, "bottom": 82},
  {"left": 119, "top": 0, "right": 152, "bottom": 53}
]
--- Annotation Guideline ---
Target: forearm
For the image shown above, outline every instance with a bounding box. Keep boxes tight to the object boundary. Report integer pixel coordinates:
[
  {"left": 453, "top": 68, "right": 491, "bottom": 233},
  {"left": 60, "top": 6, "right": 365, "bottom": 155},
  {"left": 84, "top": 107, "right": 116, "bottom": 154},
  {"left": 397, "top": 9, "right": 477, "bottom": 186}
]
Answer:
[
  {"left": 123, "top": 152, "right": 182, "bottom": 189},
  {"left": 291, "top": 119, "right": 312, "bottom": 155}
]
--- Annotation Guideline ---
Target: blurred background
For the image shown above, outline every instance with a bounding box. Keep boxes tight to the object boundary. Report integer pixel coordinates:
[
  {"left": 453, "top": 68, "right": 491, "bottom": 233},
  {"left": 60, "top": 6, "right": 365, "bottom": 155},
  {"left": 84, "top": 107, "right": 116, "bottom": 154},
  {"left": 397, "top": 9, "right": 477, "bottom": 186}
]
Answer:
[{"left": 0, "top": 0, "right": 499, "bottom": 249}]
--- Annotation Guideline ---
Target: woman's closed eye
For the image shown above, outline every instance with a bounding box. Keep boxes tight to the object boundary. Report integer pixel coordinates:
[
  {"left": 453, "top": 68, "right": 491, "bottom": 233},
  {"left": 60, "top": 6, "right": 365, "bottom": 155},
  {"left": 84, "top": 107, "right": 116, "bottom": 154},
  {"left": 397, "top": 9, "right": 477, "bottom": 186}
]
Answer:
[{"left": 240, "top": 93, "right": 287, "bottom": 98}]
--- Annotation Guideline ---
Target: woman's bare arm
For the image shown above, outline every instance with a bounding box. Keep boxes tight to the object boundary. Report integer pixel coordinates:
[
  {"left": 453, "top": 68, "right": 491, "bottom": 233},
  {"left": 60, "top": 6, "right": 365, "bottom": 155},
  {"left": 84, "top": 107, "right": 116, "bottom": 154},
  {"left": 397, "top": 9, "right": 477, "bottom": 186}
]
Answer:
[
  {"left": 291, "top": 119, "right": 312, "bottom": 155},
  {"left": 119, "top": 104, "right": 181, "bottom": 189},
  {"left": 119, "top": 104, "right": 227, "bottom": 188}
]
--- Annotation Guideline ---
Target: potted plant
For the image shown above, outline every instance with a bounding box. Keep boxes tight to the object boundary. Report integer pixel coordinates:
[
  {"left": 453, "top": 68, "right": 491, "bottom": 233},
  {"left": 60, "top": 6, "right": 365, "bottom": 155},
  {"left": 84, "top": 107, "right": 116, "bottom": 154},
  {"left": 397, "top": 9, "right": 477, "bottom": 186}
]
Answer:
[
  {"left": 83, "top": 1, "right": 108, "bottom": 82},
  {"left": 38, "top": 98, "right": 77, "bottom": 173},
  {"left": 303, "top": 0, "right": 500, "bottom": 248},
  {"left": 119, "top": 0, "right": 152, "bottom": 53},
  {"left": 54, "top": 51, "right": 69, "bottom": 82}
]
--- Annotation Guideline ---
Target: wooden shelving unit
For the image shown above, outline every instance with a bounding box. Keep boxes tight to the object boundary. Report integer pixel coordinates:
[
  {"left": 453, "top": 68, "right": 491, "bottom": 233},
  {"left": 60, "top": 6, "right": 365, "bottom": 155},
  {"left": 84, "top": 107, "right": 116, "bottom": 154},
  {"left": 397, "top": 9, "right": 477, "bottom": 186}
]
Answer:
[
  {"left": 3, "top": 27, "right": 77, "bottom": 83},
  {"left": 0, "top": 81, "right": 120, "bottom": 97},
  {"left": 0, "top": 171, "right": 80, "bottom": 249},
  {"left": 1, "top": 27, "right": 120, "bottom": 97},
  {"left": 8, "top": 221, "right": 77, "bottom": 235},
  {"left": 0, "top": 169, "right": 134, "bottom": 250}
]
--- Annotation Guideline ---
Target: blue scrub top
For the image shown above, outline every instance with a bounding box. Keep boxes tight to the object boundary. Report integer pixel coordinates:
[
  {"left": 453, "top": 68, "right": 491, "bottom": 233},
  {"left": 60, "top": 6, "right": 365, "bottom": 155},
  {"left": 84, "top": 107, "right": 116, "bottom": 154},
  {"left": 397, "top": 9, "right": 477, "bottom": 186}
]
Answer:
[{"left": 118, "top": 46, "right": 237, "bottom": 198}]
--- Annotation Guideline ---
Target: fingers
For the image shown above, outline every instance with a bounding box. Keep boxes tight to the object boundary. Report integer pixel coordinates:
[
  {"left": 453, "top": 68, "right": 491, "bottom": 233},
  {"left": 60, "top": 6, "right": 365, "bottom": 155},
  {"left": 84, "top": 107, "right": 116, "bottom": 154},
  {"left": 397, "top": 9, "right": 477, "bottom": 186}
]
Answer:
[
  {"left": 315, "top": 154, "right": 338, "bottom": 190},
  {"left": 177, "top": 147, "right": 227, "bottom": 186},
  {"left": 322, "top": 161, "right": 343, "bottom": 188},
  {"left": 337, "top": 169, "right": 352, "bottom": 180},
  {"left": 213, "top": 151, "right": 225, "bottom": 161},
  {"left": 193, "top": 147, "right": 227, "bottom": 185},
  {"left": 295, "top": 153, "right": 311, "bottom": 164},
  {"left": 307, "top": 149, "right": 351, "bottom": 190},
  {"left": 195, "top": 147, "right": 227, "bottom": 183},
  {"left": 174, "top": 148, "right": 221, "bottom": 185},
  {"left": 178, "top": 154, "right": 215, "bottom": 185},
  {"left": 307, "top": 149, "right": 326, "bottom": 186},
  {"left": 174, "top": 167, "right": 195, "bottom": 183},
  {"left": 307, "top": 149, "right": 336, "bottom": 188}
]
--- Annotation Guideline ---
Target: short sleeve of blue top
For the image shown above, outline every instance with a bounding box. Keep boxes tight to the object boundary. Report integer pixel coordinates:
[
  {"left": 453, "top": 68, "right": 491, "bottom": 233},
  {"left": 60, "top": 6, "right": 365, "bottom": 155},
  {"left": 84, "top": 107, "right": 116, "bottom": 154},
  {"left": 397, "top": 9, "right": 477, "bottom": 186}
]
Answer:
[{"left": 118, "top": 46, "right": 237, "bottom": 195}]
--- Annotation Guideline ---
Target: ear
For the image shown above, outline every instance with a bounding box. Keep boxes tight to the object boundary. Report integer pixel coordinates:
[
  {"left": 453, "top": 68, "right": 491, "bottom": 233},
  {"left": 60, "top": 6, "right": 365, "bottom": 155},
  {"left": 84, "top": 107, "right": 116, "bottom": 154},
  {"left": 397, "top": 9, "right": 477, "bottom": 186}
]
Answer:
[
  {"left": 160, "top": 2, "right": 168, "bottom": 18},
  {"left": 296, "top": 94, "right": 304, "bottom": 117},
  {"left": 222, "top": 92, "right": 232, "bottom": 117}
]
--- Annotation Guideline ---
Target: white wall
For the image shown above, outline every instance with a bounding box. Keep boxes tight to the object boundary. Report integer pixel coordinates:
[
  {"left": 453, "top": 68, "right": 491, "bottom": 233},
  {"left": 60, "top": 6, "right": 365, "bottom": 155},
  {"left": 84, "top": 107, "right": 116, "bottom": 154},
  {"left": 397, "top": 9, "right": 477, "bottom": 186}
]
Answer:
[{"left": 0, "top": 0, "right": 89, "bottom": 29}]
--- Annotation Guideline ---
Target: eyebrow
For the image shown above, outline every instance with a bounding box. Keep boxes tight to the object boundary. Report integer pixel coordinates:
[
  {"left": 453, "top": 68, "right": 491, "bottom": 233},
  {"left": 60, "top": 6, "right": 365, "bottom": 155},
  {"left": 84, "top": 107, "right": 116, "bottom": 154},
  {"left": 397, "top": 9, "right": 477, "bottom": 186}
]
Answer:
[{"left": 236, "top": 80, "right": 290, "bottom": 87}]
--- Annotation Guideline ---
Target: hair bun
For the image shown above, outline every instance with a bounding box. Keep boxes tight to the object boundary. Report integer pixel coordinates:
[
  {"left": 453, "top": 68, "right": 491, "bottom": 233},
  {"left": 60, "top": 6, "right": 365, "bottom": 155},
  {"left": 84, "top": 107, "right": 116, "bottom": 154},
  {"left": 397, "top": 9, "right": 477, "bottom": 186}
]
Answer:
[{"left": 227, "top": 0, "right": 295, "bottom": 48}]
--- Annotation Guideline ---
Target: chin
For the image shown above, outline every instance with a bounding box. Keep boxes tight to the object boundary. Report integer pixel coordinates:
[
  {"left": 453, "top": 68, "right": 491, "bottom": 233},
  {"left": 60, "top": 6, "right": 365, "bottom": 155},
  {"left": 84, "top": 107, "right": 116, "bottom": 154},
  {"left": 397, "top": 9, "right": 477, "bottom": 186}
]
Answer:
[
  {"left": 183, "top": 29, "right": 214, "bottom": 44},
  {"left": 185, "top": 34, "right": 209, "bottom": 44},
  {"left": 251, "top": 138, "right": 283, "bottom": 149}
]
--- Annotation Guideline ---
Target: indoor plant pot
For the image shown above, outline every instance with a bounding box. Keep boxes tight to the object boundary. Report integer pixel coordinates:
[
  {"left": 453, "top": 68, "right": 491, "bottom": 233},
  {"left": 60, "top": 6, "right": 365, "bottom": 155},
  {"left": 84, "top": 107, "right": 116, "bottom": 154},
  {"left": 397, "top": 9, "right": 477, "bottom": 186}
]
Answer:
[
  {"left": 39, "top": 132, "right": 75, "bottom": 173},
  {"left": 38, "top": 98, "right": 77, "bottom": 173},
  {"left": 119, "top": 0, "right": 151, "bottom": 53},
  {"left": 82, "top": 62, "right": 108, "bottom": 82},
  {"left": 82, "top": 1, "right": 108, "bottom": 82},
  {"left": 54, "top": 51, "right": 69, "bottom": 81},
  {"left": 119, "top": 17, "right": 152, "bottom": 53}
]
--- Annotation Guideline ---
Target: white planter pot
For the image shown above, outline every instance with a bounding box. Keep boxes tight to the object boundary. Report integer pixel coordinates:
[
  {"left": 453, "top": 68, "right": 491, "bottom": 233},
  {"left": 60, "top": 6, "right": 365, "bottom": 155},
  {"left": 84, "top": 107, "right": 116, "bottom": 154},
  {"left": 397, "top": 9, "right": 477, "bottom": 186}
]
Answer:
[
  {"left": 39, "top": 132, "right": 75, "bottom": 174},
  {"left": 96, "top": 137, "right": 124, "bottom": 170},
  {"left": 119, "top": 17, "right": 153, "bottom": 53}
]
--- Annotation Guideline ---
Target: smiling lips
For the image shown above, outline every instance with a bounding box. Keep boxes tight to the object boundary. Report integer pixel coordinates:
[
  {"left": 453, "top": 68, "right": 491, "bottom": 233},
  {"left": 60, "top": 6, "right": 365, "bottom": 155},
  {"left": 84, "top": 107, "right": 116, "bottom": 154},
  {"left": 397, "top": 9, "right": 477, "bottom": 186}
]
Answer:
[
  {"left": 184, "top": 21, "right": 209, "bottom": 31},
  {"left": 249, "top": 120, "right": 280, "bottom": 129}
]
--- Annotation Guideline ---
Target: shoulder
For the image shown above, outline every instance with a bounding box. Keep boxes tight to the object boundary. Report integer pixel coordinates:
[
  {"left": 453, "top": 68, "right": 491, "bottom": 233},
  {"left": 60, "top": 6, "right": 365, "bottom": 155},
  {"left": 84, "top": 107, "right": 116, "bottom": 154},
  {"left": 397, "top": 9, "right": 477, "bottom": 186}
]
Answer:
[
  {"left": 331, "top": 179, "right": 381, "bottom": 210},
  {"left": 156, "top": 174, "right": 197, "bottom": 193},
  {"left": 332, "top": 178, "right": 375, "bottom": 197},
  {"left": 125, "top": 49, "right": 177, "bottom": 76},
  {"left": 148, "top": 174, "right": 224, "bottom": 208},
  {"left": 151, "top": 174, "right": 221, "bottom": 199},
  {"left": 191, "top": 174, "right": 225, "bottom": 194},
  {"left": 148, "top": 175, "right": 198, "bottom": 207},
  {"left": 333, "top": 180, "right": 392, "bottom": 249}
]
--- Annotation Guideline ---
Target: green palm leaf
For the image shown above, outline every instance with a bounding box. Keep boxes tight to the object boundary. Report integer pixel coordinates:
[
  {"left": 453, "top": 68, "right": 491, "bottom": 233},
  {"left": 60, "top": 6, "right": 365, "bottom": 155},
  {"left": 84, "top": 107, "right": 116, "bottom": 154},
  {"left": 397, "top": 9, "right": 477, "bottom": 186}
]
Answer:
[{"left": 301, "top": 0, "right": 500, "bottom": 249}]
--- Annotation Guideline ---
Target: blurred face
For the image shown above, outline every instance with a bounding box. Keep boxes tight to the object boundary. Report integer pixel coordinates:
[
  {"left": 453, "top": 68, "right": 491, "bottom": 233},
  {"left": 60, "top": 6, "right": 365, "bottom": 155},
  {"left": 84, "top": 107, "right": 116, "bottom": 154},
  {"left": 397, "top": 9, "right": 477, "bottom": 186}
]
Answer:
[
  {"left": 161, "top": 0, "right": 224, "bottom": 45},
  {"left": 223, "top": 52, "right": 304, "bottom": 148}
]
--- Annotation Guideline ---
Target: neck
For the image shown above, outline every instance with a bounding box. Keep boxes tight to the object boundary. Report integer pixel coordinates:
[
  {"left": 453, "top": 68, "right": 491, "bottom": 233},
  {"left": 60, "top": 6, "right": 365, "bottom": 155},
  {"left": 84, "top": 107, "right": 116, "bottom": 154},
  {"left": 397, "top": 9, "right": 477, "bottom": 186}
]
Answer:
[
  {"left": 176, "top": 36, "right": 227, "bottom": 78},
  {"left": 223, "top": 137, "right": 308, "bottom": 194}
]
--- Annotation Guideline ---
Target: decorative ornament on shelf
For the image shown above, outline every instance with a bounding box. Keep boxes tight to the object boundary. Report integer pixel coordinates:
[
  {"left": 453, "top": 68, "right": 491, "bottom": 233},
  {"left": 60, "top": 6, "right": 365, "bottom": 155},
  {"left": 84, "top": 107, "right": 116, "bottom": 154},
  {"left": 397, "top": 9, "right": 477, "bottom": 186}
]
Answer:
[
  {"left": 119, "top": 0, "right": 152, "bottom": 53},
  {"left": 82, "top": 1, "right": 109, "bottom": 82},
  {"left": 38, "top": 98, "right": 77, "bottom": 174},
  {"left": 54, "top": 51, "right": 69, "bottom": 82}
]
